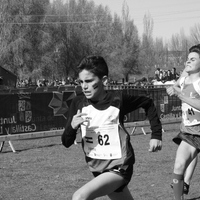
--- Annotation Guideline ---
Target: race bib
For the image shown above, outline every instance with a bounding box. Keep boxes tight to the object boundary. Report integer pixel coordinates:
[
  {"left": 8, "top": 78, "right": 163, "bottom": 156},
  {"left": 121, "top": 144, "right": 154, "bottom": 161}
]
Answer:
[
  {"left": 182, "top": 103, "right": 200, "bottom": 126},
  {"left": 81, "top": 124, "right": 122, "bottom": 160}
]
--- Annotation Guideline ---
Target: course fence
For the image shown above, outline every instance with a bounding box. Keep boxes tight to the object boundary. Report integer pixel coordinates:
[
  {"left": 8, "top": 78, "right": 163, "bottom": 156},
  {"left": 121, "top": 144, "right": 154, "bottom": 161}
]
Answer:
[{"left": 0, "top": 85, "right": 182, "bottom": 151}]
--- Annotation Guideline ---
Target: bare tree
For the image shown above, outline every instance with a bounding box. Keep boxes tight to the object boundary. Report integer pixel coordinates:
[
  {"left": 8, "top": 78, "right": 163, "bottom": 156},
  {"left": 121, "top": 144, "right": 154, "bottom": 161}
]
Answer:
[
  {"left": 168, "top": 30, "right": 188, "bottom": 71},
  {"left": 190, "top": 23, "right": 200, "bottom": 44},
  {"left": 139, "top": 12, "right": 154, "bottom": 78},
  {"left": 115, "top": 1, "right": 139, "bottom": 82}
]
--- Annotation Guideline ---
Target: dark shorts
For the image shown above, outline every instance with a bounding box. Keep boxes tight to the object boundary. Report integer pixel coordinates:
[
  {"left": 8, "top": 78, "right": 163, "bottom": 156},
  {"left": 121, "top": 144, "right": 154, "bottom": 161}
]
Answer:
[
  {"left": 92, "top": 165, "right": 133, "bottom": 193},
  {"left": 173, "top": 132, "right": 200, "bottom": 152}
]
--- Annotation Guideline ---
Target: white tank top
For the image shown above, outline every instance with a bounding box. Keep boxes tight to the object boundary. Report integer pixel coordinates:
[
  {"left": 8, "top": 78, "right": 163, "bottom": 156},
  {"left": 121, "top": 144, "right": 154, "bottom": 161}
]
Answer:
[{"left": 179, "top": 77, "right": 200, "bottom": 126}]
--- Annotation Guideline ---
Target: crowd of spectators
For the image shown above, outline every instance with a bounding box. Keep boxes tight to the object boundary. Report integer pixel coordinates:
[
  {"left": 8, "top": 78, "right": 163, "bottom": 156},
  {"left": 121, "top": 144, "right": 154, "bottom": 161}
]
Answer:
[
  {"left": 16, "top": 68, "right": 180, "bottom": 89},
  {"left": 154, "top": 67, "right": 180, "bottom": 82},
  {"left": 16, "top": 76, "right": 79, "bottom": 88}
]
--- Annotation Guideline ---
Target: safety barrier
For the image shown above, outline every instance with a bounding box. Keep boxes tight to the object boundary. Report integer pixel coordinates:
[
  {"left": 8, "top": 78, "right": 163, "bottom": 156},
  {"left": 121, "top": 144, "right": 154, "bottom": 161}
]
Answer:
[{"left": 0, "top": 85, "right": 182, "bottom": 152}]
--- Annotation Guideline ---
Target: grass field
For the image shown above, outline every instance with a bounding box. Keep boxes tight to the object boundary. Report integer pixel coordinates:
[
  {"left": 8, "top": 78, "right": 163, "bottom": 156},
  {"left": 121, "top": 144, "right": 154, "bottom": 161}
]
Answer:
[{"left": 1, "top": 123, "right": 200, "bottom": 200}]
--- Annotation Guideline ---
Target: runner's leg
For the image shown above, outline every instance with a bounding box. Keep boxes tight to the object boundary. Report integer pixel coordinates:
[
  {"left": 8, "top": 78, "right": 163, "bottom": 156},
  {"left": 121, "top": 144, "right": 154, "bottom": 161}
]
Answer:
[
  {"left": 108, "top": 185, "right": 134, "bottom": 200},
  {"left": 184, "top": 156, "right": 198, "bottom": 185},
  {"left": 72, "top": 172, "right": 133, "bottom": 200}
]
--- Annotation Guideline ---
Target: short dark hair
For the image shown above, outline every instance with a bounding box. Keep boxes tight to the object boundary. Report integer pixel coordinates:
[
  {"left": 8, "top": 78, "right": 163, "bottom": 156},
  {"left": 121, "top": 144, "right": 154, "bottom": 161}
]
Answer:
[
  {"left": 77, "top": 55, "right": 109, "bottom": 79},
  {"left": 189, "top": 44, "right": 200, "bottom": 56}
]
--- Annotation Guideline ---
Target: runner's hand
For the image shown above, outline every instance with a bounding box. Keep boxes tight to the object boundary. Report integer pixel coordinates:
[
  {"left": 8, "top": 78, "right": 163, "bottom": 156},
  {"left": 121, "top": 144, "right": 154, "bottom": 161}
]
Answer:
[
  {"left": 71, "top": 109, "right": 87, "bottom": 129},
  {"left": 166, "top": 86, "right": 175, "bottom": 96},
  {"left": 149, "top": 139, "right": 162, "bottom": 152}
]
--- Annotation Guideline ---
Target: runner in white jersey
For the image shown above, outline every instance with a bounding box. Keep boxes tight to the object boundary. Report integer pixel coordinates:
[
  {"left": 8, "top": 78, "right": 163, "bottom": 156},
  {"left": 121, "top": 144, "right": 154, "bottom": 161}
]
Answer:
[
  {"left": 167, "top": 44, "right": 200, "bottom": 200},
  {"left": 168, "top": 68, "right": 198, "bottom": 196},
  {"left": 62, "top": 55, "right": 162, "bottom": 200}
]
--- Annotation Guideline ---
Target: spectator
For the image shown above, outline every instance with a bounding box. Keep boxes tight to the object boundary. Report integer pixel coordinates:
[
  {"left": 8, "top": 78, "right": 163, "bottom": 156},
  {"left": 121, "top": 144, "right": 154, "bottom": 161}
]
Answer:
[
  {"left": 154, "top": 68, "right": 161, "bottom": 81},
  {"left": 171, "top": 67, "right": 179, "bottom": 81},
  {"left": 158, "top": 70, "right": 164, "bottom": 81},
  {"left": 164, "top": 70, "right": 172, "bottom": 81}
]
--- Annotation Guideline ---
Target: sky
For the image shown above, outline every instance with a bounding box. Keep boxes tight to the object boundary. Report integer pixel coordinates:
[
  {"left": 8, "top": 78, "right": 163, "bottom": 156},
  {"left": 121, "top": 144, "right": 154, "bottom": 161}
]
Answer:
[{"left": 94, "top": 0, "right": 200, "bottom": 41}]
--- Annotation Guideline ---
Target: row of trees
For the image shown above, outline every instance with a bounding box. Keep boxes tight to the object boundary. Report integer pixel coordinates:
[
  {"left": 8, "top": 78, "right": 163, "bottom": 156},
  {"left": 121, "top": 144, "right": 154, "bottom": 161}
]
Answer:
[{"left": 0, "top": 0, "right": 200, "bottom": 83}]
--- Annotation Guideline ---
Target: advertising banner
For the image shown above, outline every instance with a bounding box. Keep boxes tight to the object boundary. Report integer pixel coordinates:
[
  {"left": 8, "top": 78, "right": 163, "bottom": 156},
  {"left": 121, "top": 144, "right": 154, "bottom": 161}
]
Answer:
[
  {"left": 0, "top": 91, "right": 75, "bottom": 136},
  {"left": 0, "top": 87, "right": 182, "bottom": 139},
  {"left": 123, "top": 87, "right": 182, "bottom": 122}
]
